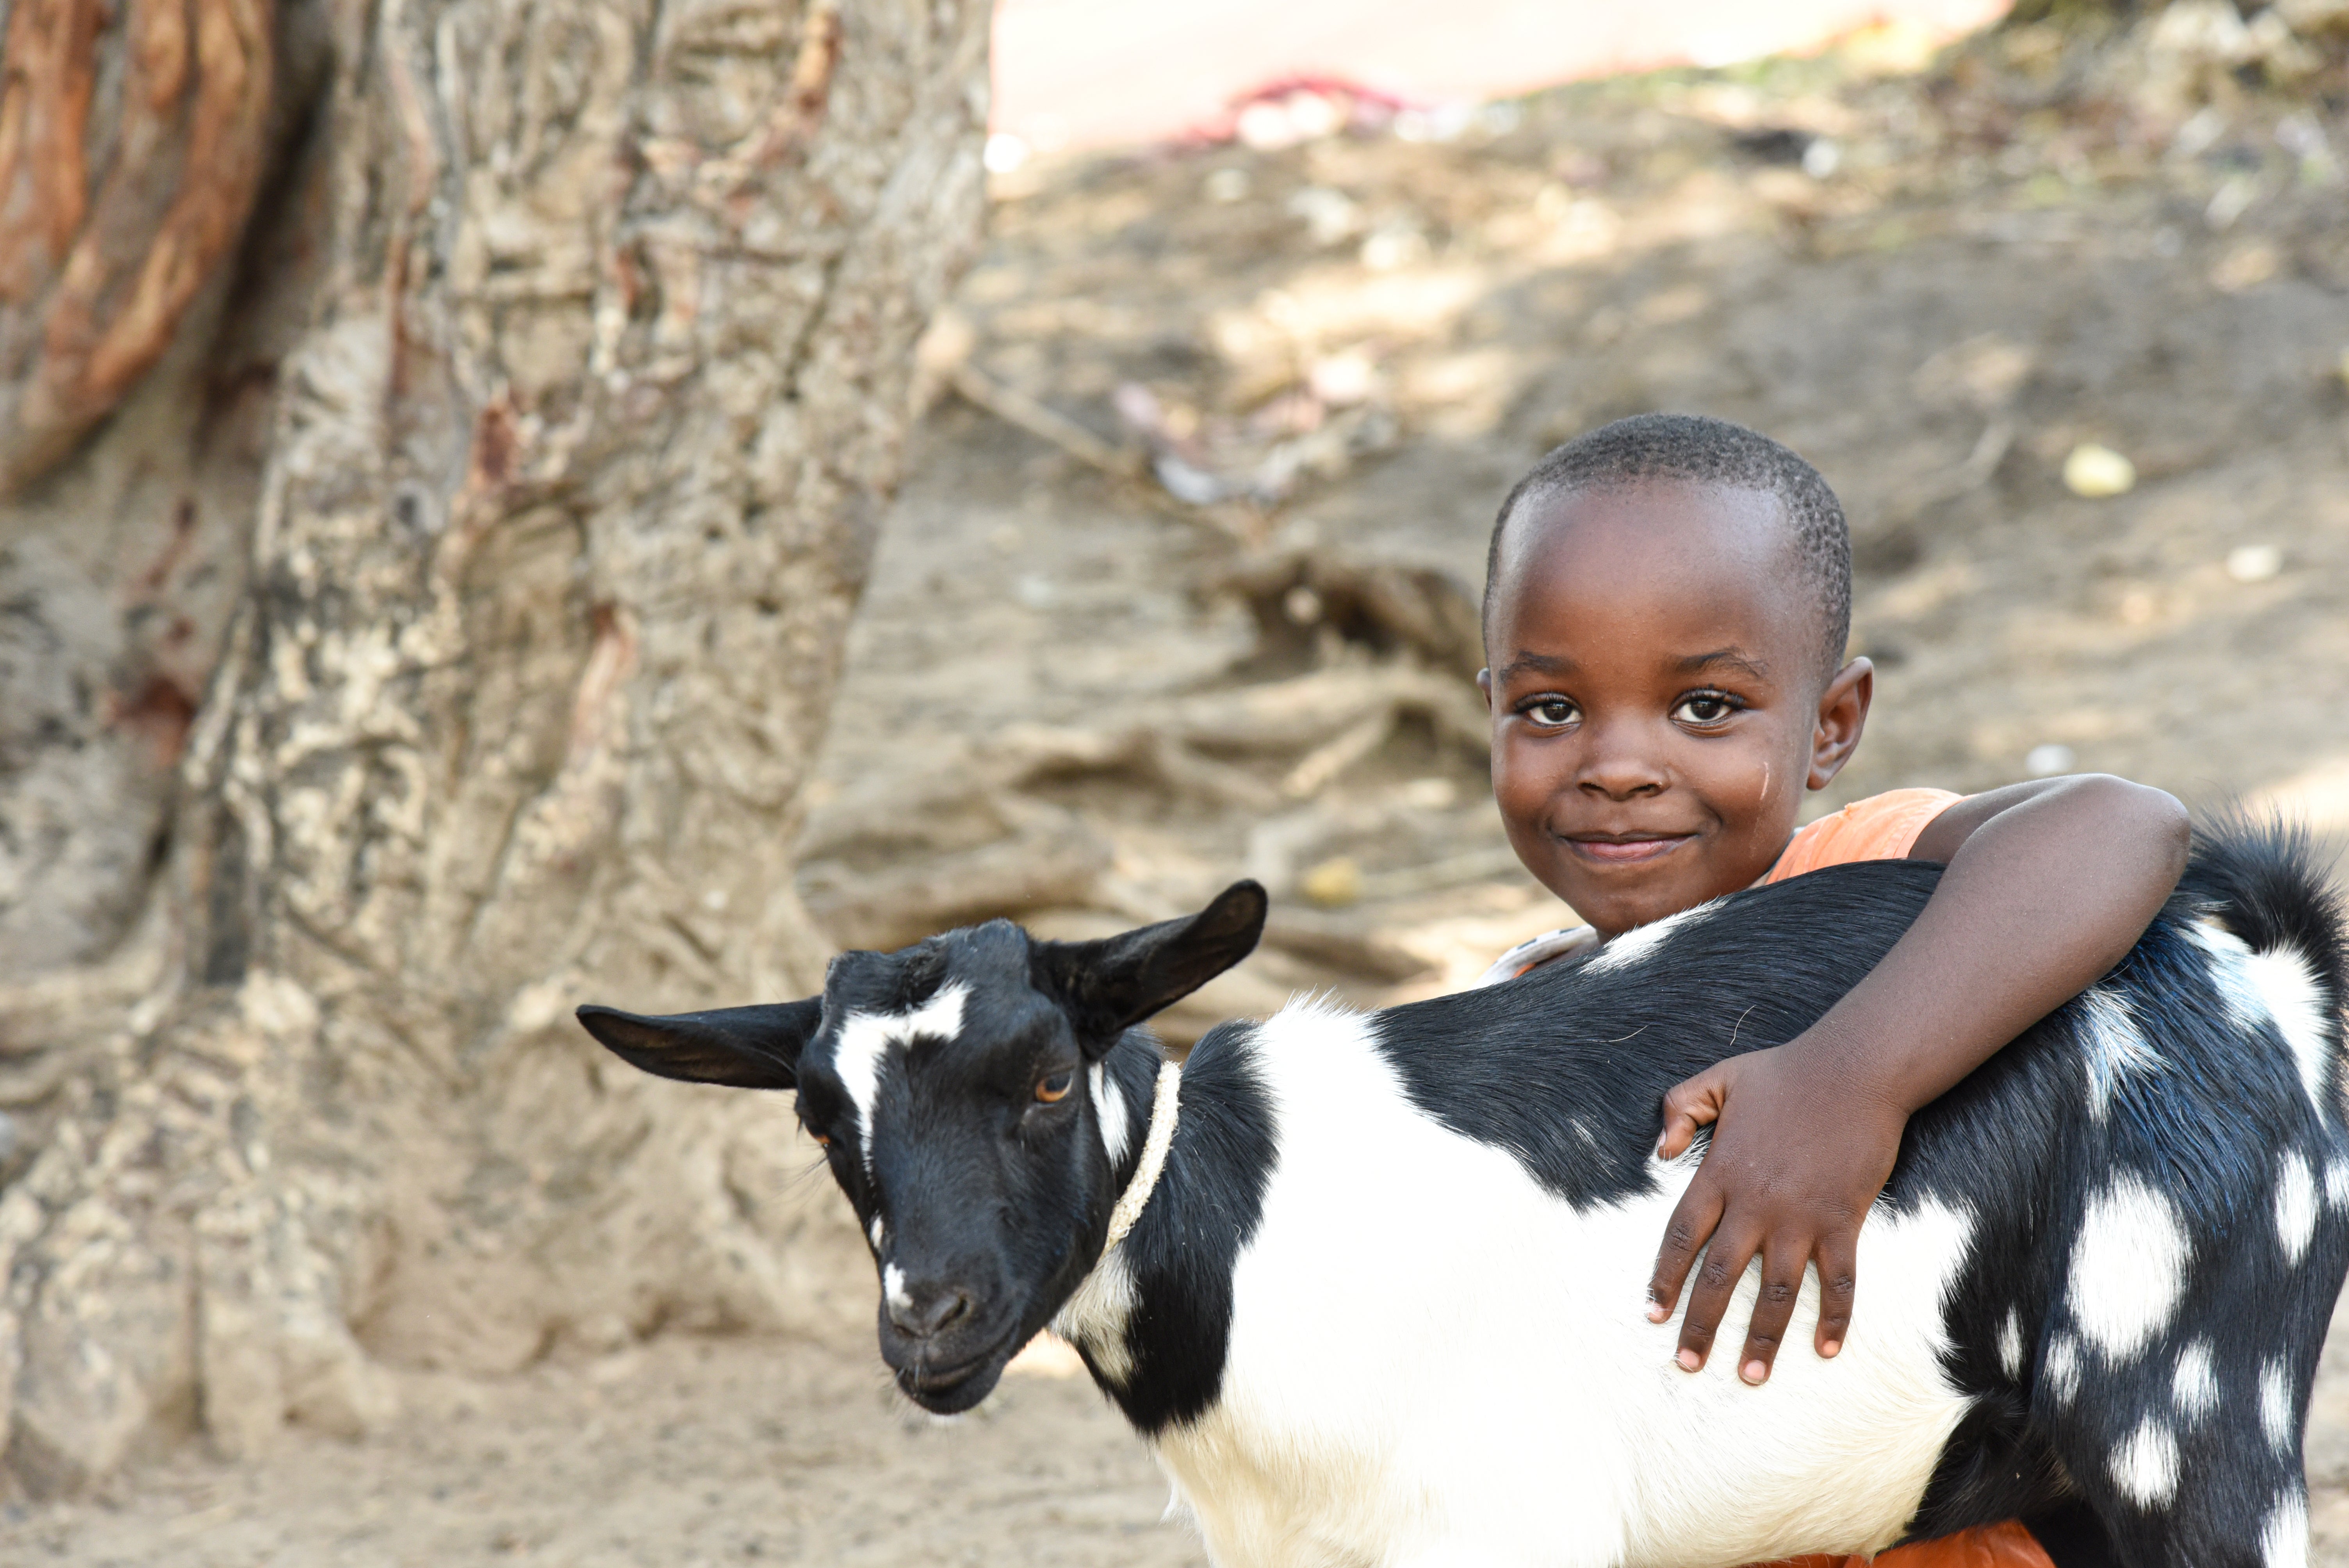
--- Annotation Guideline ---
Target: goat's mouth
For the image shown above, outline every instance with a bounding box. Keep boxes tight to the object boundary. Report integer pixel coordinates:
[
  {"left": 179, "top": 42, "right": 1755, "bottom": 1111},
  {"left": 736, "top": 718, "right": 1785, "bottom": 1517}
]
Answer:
[{"left": 892, "top": 1340, "right": 1015, "bottom": 1413}]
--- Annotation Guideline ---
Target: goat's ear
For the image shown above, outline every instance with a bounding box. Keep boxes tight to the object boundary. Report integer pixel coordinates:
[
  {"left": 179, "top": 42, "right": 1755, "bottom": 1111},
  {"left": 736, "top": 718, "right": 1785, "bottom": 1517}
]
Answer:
[
  {"left": 575, "top": 999, "right": 821, "bottom": 1090},
  {"left": 1031, "top": 880, "right": 1268, "bottom": 1048}
]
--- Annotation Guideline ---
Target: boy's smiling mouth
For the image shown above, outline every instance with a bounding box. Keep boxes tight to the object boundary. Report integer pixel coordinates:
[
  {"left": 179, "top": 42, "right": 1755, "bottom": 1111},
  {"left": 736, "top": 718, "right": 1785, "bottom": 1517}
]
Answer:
[{"left": 1563, "top": 831, "right": 1695, "bottom": 864}]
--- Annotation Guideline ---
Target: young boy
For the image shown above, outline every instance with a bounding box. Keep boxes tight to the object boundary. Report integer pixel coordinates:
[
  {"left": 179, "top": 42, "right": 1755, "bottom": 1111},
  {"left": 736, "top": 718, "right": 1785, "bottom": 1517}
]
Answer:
[{"left": 1475, "top": 414, "right": 2189, "bottom": 1568}]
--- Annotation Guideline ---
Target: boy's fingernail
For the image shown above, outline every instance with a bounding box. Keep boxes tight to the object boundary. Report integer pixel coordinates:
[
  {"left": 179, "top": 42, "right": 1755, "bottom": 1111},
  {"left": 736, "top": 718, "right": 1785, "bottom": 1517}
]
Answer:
[
  {"left": 1675, "top": 1349, "right": 1701, "bottom": 1372},
  {"left": 1646, "top": 1303, "right": 1670, "bottom": 1323},
  {"left": 1821, "top": 1339, "right": 1842, "bottom": 1358},
  {"left": 1742, "top": 1360, "right": 1767, "bottom": 1385}
]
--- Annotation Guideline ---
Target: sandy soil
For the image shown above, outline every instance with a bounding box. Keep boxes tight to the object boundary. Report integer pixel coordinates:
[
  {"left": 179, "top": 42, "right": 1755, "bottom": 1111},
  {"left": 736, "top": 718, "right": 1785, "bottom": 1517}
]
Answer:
[{"left": 8, "top": 29, "right": 2349, "bottom": 1566}]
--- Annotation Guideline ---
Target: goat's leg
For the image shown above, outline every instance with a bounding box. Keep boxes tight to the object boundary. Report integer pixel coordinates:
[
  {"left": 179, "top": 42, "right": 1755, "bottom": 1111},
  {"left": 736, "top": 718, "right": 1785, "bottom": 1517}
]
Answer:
[
  {"left": 2016, "top": 1500, "right": 2120, "bottom": 1568},
  {"left": 2032, "top": 1309, "right": 2324, "bottom": 1568}
]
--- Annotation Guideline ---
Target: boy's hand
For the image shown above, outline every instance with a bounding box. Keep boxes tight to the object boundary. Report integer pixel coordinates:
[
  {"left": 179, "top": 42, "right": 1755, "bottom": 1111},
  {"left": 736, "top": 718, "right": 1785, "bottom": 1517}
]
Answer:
[{"left": 1645, "top": 1040, "right": 1906, "bottom": 1384}]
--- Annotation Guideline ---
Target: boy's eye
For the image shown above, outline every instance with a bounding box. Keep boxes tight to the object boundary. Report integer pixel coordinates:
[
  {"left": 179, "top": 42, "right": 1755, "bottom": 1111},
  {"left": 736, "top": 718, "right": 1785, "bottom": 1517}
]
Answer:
[
  {"left": 1524, "top": 698, "right": 1579, "bottom": 728},
  {"left": 1672, "top": 692, "right": 1741, "bottom": 726}
]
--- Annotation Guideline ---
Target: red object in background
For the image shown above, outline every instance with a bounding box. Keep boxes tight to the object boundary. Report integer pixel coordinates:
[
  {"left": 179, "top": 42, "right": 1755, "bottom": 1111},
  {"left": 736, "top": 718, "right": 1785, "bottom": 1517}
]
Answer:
[{"left": 990, "top": 0, "right": 2014, "bottom": 154}]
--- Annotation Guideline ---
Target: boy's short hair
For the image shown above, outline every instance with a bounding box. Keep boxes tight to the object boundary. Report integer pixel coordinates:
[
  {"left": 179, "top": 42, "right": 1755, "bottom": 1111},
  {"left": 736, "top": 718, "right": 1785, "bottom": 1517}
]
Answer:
[{"left": 1485, "top": 413, "right": 1852, "bottom": 681}]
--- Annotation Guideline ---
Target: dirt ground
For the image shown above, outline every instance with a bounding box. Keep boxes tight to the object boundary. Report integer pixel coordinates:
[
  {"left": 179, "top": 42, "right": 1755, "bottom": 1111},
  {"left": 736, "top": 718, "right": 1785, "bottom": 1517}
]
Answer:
[{"left": 8, "top": 25, "right": 2349, "bottom": 1565}]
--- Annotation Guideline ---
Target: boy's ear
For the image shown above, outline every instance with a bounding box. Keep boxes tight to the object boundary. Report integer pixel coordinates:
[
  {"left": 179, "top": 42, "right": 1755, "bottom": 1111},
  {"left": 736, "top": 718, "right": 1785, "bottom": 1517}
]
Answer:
[
  {"left": 1808, "top": 657, "right": 1873, "bottom": 790},
  {"left": 1029, "top": 880, "right": 1268, "bottom": 1049},
  {"left": 576, "top": 998, "right": 822, "bottom": 1090}
]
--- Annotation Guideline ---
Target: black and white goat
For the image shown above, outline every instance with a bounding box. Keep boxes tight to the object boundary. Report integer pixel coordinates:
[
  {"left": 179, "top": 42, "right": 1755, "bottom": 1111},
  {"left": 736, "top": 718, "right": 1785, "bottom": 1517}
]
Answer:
[{"left": 578, "top": 821, "right": 2348, "bottom": 1568}]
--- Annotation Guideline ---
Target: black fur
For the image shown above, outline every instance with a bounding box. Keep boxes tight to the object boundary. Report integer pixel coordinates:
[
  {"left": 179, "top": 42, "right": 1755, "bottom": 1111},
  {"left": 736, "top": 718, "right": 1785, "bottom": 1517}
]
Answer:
[{"left": 1103, "top": 1021, "right": 1280, "bottom": 1432}]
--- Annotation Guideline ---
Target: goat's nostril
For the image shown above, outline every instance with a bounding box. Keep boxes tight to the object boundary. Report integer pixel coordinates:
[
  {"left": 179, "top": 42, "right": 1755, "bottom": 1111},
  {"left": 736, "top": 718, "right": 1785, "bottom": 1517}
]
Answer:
[{"left": 890, "top": 1285, "right": 976, "bottom": 1338}]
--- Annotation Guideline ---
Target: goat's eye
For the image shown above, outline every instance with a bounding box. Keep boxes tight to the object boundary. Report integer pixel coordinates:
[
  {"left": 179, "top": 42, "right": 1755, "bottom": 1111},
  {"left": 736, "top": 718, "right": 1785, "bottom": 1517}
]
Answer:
[
  {"left": 1034, "top": 1071, "right": 1075, "bottom": 1105},
  {"left": 806, "top": 1128, "right": 831, "bottom": 1147}
]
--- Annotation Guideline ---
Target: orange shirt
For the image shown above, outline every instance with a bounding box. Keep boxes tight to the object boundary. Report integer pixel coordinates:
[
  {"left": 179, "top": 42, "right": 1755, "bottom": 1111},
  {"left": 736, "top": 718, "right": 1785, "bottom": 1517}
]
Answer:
[
  {"left": 1766, "top": 787, "right": 1961, "bottom": 886},
  {"left": 1760, "top": 787, "right": 2053, "bottom": 1568}
]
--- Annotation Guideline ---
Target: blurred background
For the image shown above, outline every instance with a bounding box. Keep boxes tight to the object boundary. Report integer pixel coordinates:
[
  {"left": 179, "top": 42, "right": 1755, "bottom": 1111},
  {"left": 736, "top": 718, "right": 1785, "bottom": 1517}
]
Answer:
[{"left": 2, "top": 0, "right": 2347, "bottom": 1560}]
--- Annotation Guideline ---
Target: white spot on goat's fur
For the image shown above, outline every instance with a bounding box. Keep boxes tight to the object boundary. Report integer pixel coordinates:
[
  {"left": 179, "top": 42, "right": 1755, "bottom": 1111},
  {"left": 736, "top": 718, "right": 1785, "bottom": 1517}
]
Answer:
[
  {"left": 2067, "top": 1174, "right": 2189, "bottom": 1360},
  {"left": 1053, "top": 1246, "right": 1137, "bottom": 1385},
  {"left": 833, "top": 982, "right": 969, "bottom": 1170},
  {"left": 868, "top": 1215, "right": 886, "bottom": 1249},
  {"left": 2110, "top": 1420, "right": 2180, "bottom": 1506},
  {"left": 2262, "top": 1360, "right": 2295, "bottom": 1454},
  {"left": 1091, "top": 1062, "right": 1131, "bottom": 1165},
  {"left": 2276, "top": 1153, "right": 2319, "bottom": 1265},
  {"left": 2077, "top": 987, "right": 2159, "bottom": 1121},
  {"left": 2173, "top": 1339, "right": 2218, "bottom": 1420},
  {"left": 2263, "top": 1491, "right": 2311, "bottom": 1568},
  {"left": 2251, "top": 947, "right": 2336, "bottom": 1117},
  {"left": 1996, "top": 1311, "right": 2023, "bottom": 1380},
  {"left": 2195, "top": 921, "right": 2334, "bottom": 1117},
  {"left": 2044, "top": 1334, "right": 2083, "bottom": 1406},
  {"left": 2328, "top": 1158, "right": 2349, "bottom": 1213},
  {"left": 1583, "top": 904, "right": 1707, "bottom": 976},
  {"left": 884, "top": 1264, "right": 913, "bottom": 1314}
]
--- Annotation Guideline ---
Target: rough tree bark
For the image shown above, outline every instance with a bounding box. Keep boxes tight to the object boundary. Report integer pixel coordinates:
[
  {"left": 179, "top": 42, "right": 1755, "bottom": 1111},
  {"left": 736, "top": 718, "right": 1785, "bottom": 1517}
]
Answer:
[{"left": 0, "top": 0, "right": 988, "bottom": 1493}]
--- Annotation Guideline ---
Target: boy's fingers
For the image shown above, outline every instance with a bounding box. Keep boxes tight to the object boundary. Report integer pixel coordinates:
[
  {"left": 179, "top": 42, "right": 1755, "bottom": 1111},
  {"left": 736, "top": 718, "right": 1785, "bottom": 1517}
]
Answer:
[
  {"left": 1655, "top": 1076, "right": 1724, "bottom": 1160},
  {"left": 1738, "top": 1237, "right": 1805, "bottom": 1385},
  {"left": 1675, "top": 1223, "right": 1761, "bottom": 1373},
  {"left": 1645, "top": 1179, "right": 1724, "bottom": 1322},
  {"left": 1814, "top": 1231, "right": 1861, "bottom": 1358}
]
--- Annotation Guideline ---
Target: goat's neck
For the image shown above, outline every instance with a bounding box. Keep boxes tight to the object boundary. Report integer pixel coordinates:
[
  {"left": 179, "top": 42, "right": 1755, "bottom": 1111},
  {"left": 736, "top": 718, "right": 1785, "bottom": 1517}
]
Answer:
[{"left": 1054, "top": 1023, "right": 1275, "bottom": 1434}]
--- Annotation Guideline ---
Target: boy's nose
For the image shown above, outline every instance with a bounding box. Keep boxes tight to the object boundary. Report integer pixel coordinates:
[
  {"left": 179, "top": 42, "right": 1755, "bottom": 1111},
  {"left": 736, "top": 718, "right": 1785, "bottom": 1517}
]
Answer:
[{"left": 1577, "top": 745, "right": 1667, "bottom": 799}]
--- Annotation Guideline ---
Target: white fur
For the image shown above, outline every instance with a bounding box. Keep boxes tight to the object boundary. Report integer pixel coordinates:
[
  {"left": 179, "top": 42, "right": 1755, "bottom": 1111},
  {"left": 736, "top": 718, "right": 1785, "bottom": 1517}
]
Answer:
[
  {"left": 2109, "top": 1419, "right": 2180, "bottom": 1506},
  {"left": 2261, "top": 1359, "right": 2294, "bottom": 1454},
  {"left": 2276, "top": 1153, "right": 2319, "bottom": 1265},
  {"left": 1997, "top": 1310, "right": 2023, "bottom": 1380},
  {"left": 2066, "top": 1174, "right": 2189, "bottom": 1360},
  {"left": 1091, "top": 1062, "right": 1132, "bottom": 1165},
  {"left": 2263, "top": 1491, "right": 2310, "bottom": 1568},
  {"left": 2328, "top": 1158, "right": 2349, "bottom": 1213},
  {"left": 869, "top": 1216, "right": 886, "bottom": 1249},
  {"left": 1053, "top": 1247, "right": 1137, "bottom": 1383},
  {"left": 1110, "top": 1000, "right": 1977, "bottom": 1568},
  {"left": 2044, "top": 1335, "right": 2083, "bottom": 1407},
  {"left": 833, "top": 982, "right": 969, "bottom": 1171},
  {"left": 2248, "top": 946, "right": 2335, "bottom": 1119},
  {"left": 2194, "top": 921, "right": 2333, "bottom": 1117},
  {"left": 1583, "top": 905, "right": 1707, "bottom": 977},
  {"left": 884, "top": 1263, "right": 913, "bottom": 1314},
  {"left": 2076, "top": 987, "right": 2159, "bottom": 1122},
  {"left": 2173, "top": 1338, "right": 2218, "bottom": 1420}
]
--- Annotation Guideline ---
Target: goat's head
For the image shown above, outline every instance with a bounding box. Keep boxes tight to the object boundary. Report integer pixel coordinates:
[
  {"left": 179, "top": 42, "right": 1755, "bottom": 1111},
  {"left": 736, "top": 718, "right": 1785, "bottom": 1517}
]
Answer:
[{"left": 576, "top": 881, "right": 1266, "bottom": 1412}]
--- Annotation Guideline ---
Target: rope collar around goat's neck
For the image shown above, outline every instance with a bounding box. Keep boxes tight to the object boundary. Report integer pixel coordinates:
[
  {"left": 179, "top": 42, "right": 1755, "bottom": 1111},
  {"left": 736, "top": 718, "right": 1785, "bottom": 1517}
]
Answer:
[{"left": 1100, "top": 1059, "right": 1181, "bottom": 1258}]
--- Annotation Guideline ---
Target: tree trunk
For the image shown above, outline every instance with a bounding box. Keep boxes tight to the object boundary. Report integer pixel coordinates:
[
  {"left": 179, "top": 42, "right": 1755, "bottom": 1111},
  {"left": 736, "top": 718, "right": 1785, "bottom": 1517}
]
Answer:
[{"left": 0, "top": 0, "right": 987, "bottom": 1494}]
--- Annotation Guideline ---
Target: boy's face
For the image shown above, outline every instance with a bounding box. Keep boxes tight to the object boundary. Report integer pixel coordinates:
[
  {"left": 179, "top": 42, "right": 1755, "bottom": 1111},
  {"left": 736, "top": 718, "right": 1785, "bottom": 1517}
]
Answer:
[{"left": 1480, "top": 481, "right": 1870, "bottom": 939}]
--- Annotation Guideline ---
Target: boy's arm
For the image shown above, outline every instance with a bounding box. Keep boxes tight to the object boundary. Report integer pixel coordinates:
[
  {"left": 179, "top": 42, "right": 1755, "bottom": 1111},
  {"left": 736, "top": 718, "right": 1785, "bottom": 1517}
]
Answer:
[{"left": 1643, "top": 774, "right": 2190, "bottom": 1385}]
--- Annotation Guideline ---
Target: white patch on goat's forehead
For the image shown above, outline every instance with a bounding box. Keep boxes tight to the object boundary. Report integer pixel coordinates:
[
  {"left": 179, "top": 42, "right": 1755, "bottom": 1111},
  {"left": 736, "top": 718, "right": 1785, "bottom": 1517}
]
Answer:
[
  {"left": 1091, "top": 1062, "right": 1132, "bottom": 1166},
  {"left": 2263, "top": 1491, "right": 2311, "bottom": 1568},
  {"left": 1582, "top": 905, "right": 1706, "bottom": 976},
  {"left": 2172, "top": 1339, "right": 2217, "bottom": 1421},
  {"left": 2276, "top": 1152, "right": 2319, "bottom": 1266},
  {"left": 1996, "top": 1311, "right": 2023, "bottom": 1381},
  {"left": 2261, "top": 1359, "right": 2295, "bottom": 1454},
  {"left": 2077, "top": 987, "right": 2159, "bottom": 1122},
  {"left": 831, "top": 981, "right": 970, "bottom": 1169},
  {"left": 2109, "top": 1419, "right": 2180, "bottom": 1506},
  {"left": 2066, "top": 1174, "right": 2189, "bottom": 1360}
]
